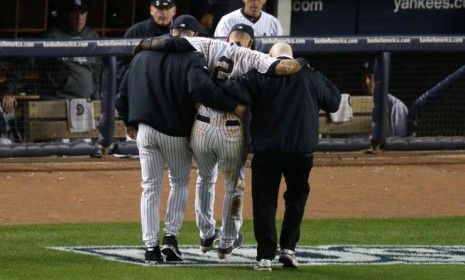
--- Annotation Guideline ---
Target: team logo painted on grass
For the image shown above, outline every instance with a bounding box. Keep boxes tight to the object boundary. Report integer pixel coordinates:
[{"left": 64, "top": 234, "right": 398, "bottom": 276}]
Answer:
[{"left": 49, "top": 245, "right": 465, "bottom": 266}]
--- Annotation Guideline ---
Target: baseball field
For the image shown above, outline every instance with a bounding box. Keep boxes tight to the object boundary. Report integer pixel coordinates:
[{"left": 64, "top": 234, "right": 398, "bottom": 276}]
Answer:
[{"left": 1, "top": 151, "right": 464, "bottom": 279}]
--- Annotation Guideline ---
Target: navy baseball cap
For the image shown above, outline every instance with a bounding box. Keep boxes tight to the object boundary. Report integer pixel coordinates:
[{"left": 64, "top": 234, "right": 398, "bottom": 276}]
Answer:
[
  {"left": 151, "top": 0, "right": 176, "bottom": 9},
  {"left": 64, "top": 0, "right": 88, "bottom": 12},
  {"left": 171, "top": 15, "right": 205, "bottom": 34},
  {"left": 229, "top": 24, "right": 255, "bottom": 40}
]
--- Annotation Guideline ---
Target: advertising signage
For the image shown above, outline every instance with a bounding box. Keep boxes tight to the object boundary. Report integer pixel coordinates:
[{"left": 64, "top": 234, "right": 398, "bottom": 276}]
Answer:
[
  {"left": 290, "top": 0, "right": 465, "bottom": 36},
  {"left": 291, "top": 0, "right": 358, "bottom": 35}
]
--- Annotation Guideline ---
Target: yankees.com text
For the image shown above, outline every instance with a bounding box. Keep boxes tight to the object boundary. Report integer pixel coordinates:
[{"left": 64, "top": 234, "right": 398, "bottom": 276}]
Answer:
[{"left": 394, "top": 0, "right": 465, "bottom": 12}]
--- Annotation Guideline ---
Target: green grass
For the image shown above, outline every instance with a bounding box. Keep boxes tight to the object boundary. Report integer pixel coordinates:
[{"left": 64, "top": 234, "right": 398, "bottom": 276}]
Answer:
[{"left": 1, "top": 217, "right": 465, "bottom": 279}]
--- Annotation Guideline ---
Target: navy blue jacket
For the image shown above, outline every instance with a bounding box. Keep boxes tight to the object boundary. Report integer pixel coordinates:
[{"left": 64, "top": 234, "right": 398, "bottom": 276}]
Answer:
[
  {"left": 116, "top": 50, "right": 238, "bottom": 137},
  {"left": 124, "top": 18, "right": 170, "bottom": 39},
  {"left": 117, "top": 19, "right": 171, "bottom": 86},
  {"left": 222, "top": 63, "right": 341, "bottom": 157}
]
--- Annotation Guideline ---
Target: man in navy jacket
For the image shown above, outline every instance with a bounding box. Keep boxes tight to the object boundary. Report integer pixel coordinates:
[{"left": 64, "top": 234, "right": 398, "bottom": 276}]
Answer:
[{"left": 221, "top": 42, "right": 341, "bottom": 271}]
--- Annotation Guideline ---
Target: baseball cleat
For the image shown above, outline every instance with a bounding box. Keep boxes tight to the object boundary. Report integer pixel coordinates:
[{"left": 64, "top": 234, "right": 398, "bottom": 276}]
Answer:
[
  {"left": 217, "top": 232, "right": 244, "bottom": 259},
  {"left": 278, "top": 249, "right": 299, "bottom": 268},
  {"left": 161, "top": 235, "right": 183, "bottom": 261},
  {"left": 253, "top": 259, "right": 272, "bottom": 271},
  {"left": 145, "top": 246, "right": 163, "bottom": 263},
  {"left": 200, "top": 228, "right": 221, "bottom": 253}
]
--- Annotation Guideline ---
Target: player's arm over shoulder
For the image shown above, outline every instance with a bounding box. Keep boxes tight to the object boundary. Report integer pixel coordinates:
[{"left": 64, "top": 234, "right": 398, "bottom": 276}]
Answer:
[
  {"left": 273, "top": 58, "right": 309, "bottom": 75},
  {"left": 136, "top": 34, "right": 198, "bottom": 53},
  {"left": 239, "top": 45, "right": 308, "bottom": 76}
]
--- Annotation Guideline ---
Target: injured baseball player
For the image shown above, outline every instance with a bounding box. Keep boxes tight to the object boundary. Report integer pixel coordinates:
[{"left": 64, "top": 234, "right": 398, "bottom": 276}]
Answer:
[
  {"left": 116, "top": 15, "right": 244, "bottom": 264},
  {"left": 134, "top": 25, "right": 307, "bottom": 259}
]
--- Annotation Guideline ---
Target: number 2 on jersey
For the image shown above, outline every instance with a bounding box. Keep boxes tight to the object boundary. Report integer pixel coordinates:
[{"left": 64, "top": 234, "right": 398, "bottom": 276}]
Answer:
[{"left": 212, "top": 56, "right": 234, "bottom": 80}]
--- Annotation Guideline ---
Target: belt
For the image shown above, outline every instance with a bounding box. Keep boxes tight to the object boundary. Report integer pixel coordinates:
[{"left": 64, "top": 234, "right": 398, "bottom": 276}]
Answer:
[{"left": 196, "top": 114, "right": 240, "bottom": 126}]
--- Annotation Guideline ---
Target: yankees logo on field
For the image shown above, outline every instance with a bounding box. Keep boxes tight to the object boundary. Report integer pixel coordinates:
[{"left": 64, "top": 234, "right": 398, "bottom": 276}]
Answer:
[{"left": 50, "top": 245, "right": 465, "bottom": 266}]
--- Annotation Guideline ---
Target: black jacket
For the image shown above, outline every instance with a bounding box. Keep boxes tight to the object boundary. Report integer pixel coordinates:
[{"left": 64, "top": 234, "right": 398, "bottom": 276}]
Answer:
[
  {"left": 124, "top": 18, "right": 170, "bottom": 39},
  {"left": 117, "top": 19, "right": 171, "bottom": 87},
  {"left": 223, "top": 64, "right": 341, "bottom": 157},
  {"left": 116, "top": 50, "right": 238, "bottom": 137}
]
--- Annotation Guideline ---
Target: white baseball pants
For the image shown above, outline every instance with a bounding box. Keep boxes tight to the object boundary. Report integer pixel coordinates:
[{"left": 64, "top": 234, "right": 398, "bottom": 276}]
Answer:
[
  {"left": 137, "top": 123, "right": 192, "bottom": 247},
  {"left": 190, "top": 117, "right": 246, "bottom": 249}
]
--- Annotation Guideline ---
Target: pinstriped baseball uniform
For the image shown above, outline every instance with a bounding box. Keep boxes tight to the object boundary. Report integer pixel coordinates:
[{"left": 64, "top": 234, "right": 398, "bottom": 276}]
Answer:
[
  {"left": 184, "top": 37, "right": 277, "bottom": 248},
  {"left": 214, "top": 9, "right": 283, "bottom": 37},
  {"left": 138, "top": 123, "right": 192, "bottom": 247},
  {"left": 116, "top": 48, "right": 239, "bottom": 251}
]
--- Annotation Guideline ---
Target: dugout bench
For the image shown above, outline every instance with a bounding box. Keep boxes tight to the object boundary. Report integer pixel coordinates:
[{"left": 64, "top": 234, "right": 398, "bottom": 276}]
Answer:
[
  {"left": 16, "top": 96, "right": 373, "bottom": 143},
  {"left": 18, "top": 100, "right": 126, "bottom": 142}
]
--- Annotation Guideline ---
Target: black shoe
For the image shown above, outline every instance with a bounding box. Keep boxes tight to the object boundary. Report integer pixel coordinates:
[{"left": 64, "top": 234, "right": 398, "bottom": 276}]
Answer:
[
  {"left": 200, "top": 228, "right": 221, "bottom": 253},
  {"left": 218, "top": 232, "right": 244, "bottom": 259},
  {"left": 278, "top": 249, "right": 299, "bottom": 268},
  {"left": 161, "top": 235, "right": 183, "bottom": 261},
  {"left": 145, "top": 246, "right": 163, "bottom": 263}
]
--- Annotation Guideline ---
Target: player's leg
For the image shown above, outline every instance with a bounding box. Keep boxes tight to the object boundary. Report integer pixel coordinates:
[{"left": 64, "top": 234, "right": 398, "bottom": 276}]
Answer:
[
  {"left": 158, "top": 132, "right": 192, "bottom": 237},
  {"left": 251, "top": 154, "right": 282, "bottom": 263},
  {"left": 137, "top": 123, "right": 164, "bottom": 262},
  {"left": 279, "top": 156, "right": 312, "bottom": 267},
  {"left": 191, "top": 120, "right": 220, "bottom": 242},
  {"left": 157, "top": 131, "right": 192, "bottom": 261},
  {"left": 217, "top": 125, "right": 246, "bottom": 252}
]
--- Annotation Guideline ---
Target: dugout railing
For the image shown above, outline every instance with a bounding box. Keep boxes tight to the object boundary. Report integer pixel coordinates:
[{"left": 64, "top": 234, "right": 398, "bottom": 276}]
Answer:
[{"left": 0, "top": 36, "right": 465, "bottom": 157}]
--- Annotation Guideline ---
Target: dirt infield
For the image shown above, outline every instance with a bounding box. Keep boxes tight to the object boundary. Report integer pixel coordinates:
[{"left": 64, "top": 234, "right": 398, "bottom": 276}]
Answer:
[{"left": 0, "top": 151, "right": 464, "bottom": 225}]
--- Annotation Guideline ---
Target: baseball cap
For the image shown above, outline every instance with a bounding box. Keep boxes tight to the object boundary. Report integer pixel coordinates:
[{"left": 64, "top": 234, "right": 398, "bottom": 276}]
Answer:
[
  {"left": 64, "top": 0, "right": 88, "bottom": 12},
  {"left": 170, "top": 15, "right": 205, "bottom": 34},
  {"left": 229, "top": 24, "right": 255, "bottom": 40},
  {"left": 151, "top": 0, "right": 176, "bottom": 9}
]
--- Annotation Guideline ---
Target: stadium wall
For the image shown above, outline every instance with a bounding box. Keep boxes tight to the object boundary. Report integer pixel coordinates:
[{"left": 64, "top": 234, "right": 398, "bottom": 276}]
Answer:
[{"left": 1, "top": 36, "right": 465, "bottom": 157}]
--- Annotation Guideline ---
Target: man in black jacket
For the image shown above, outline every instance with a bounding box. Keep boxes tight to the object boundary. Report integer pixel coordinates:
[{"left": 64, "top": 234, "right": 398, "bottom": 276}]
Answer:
[
  {"left": 118, "top": 0, "right": 177, "bottom": 86},
  {"left": 125, "top": 0, "right": 176, "bottom": 38},
  {"left": 116, "top": 15, "right": 244, "bottom": 264},
  {"left": 221, "top": 42, "right": 341, "bottom": 271}
]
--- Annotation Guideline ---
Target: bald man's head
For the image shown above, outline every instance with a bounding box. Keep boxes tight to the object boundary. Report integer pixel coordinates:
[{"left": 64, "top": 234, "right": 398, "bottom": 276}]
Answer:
[{"left": 269, "top": 42, "right": 293, "bottom": 58}]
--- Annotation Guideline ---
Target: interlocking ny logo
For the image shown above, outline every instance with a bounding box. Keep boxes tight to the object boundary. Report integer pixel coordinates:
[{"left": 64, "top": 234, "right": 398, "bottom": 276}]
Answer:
[
  {"left": 50, "top": 245, "right": 465, "bottom": 267},
  {"left": 75, "top": 104, "right": 85, "bottom": 116}
]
